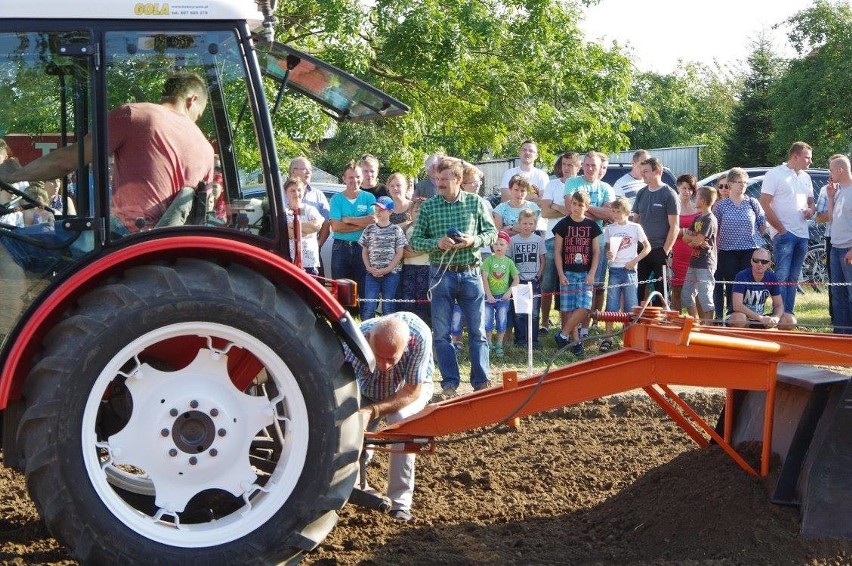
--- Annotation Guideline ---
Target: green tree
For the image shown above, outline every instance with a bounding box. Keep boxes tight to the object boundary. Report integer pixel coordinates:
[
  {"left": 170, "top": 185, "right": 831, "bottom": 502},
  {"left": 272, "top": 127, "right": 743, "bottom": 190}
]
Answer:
[
  {"left": 273, "top": 0, "right": 637, "bottom": 176},
  {"left": 628, "top": 62, "right": 736, "bottom": 177},
  {"left": 724, "top": 35, "right": 781, "bottom": 167},
  {"left": 770, "top": 0, "right": 852, "bottom": 164}
]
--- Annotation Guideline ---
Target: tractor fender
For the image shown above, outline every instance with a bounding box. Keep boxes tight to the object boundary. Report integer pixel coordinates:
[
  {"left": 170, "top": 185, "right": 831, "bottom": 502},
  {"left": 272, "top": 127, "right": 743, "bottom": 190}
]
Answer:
[{"left": 0, "top": 234, "right": 373, "bottom": 407}]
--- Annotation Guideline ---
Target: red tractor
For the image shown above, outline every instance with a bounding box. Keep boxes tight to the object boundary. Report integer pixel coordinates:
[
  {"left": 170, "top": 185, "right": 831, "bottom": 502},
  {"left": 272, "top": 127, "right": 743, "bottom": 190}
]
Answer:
[{"left": 0, "top": 1, "right": 406, "bottom": 563}]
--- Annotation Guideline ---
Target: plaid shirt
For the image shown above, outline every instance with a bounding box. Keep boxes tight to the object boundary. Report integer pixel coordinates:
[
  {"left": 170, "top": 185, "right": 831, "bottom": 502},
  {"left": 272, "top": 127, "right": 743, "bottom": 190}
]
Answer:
[
  {"left": 410, "top": 190, "right": 497, "bottom": 265},
  {"left": 343, "top": 312, "right": 433, "bottom": 400}
]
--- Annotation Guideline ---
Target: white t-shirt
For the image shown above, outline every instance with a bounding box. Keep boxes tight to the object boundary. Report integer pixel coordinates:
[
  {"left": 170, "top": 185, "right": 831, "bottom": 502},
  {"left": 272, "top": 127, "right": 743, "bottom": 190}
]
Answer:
[
  {"left": 500, "top": 166, "right": 550, "bottom": 196},
  {"left": 541, "top": 177, "right": 566, "bottom": 239},
  {"left": 612, "top": 172, "right": 646, "bottom": 204},
  {"left": 761, "top": 163, "right": 812, "bottom": 239},
  {"left": 286, "top": 204, "right": 323, "bottom": 268},
  {"left": 603, "top": 221, "right": 647, "bottom": 268}
]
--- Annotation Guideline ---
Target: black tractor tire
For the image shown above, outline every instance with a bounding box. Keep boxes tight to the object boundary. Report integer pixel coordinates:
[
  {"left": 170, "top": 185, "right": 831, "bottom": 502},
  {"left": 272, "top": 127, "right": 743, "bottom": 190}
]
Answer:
[{"left": 17, "top": 258, "right": 362, "bottom": 564}]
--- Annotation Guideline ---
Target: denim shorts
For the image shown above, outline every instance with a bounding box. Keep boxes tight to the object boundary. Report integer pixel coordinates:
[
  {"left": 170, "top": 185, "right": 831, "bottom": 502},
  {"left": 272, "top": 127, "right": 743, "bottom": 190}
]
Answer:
[{"left": 560, "top": 270, "right": 593, "bottom": 312}]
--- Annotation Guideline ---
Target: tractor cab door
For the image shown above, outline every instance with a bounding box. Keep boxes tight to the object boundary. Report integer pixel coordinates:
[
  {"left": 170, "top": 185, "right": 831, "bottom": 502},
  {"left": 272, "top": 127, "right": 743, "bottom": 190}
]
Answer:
[
  {"left": 0, "top": 29, "right": 97, "bottom": 347},
  {"left": 0, "top": 22, "right": 279, "bottom": 348}
]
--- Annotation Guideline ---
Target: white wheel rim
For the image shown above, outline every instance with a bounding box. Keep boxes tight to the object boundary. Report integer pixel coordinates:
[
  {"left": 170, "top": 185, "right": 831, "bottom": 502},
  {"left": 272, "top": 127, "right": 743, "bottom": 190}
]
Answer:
[{"left": 81, "top": 322, "right": 310, "bottom": 548}]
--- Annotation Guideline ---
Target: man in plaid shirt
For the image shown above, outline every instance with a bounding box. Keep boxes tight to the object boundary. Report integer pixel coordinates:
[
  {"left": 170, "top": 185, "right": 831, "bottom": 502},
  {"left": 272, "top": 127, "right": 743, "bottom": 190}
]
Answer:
[
  {"left": 410, "top": 158, "right": 497, "bottom": 398},
  {"left": 344, "top": 312, "right": 434, "bottom": 521}
]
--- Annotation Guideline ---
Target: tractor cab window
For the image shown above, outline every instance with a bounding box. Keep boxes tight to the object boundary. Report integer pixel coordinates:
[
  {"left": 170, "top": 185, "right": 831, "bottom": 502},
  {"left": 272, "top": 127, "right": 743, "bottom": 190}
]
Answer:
[
  {"left": 0, "top": 30, "right": 94, "bottom": 346},
  {"left": 103, "top": 29, "right": 270, "bottom": 238}
]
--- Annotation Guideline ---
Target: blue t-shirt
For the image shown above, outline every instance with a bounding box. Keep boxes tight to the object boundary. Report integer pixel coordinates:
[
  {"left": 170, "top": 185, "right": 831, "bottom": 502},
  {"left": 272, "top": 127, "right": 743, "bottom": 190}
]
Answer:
[
  {"left": 492, "top": 201, "right": 541, "bottom": 228},
  {"left": 564, "top": 176, "right": 614, "bottom": 230},
  {"left": 329, "top": 190, "right": 377, "bottom": 242},
  {"left": 731, "top": 268, "right": 781, "bottom": 315}
]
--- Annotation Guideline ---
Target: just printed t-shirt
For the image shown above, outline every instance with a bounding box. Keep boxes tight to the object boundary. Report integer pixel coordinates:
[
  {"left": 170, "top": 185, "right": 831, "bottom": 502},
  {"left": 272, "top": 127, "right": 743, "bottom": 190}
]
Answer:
[{"left": 552, "top": 216, "right": 602, "bottom": 273}]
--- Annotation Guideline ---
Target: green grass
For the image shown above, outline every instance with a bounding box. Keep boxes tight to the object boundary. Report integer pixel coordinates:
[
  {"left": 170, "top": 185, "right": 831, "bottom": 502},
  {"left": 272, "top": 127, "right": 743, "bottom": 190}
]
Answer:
[{"left": 451, "top": 287, "right": 833, "bottom": 383}]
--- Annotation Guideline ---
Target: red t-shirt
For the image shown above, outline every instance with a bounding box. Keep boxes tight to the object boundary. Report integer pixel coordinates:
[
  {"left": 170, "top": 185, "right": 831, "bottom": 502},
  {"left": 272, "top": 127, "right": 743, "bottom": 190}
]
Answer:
[{"left": 109, "top": 102, "right": 214, "bottom": 230}]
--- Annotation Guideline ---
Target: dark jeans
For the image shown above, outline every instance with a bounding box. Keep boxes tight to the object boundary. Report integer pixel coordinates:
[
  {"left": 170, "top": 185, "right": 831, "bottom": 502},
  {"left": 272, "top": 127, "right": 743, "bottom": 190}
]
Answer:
[
  {"left": 637, "top": 247, "right": 669, "bottom": 307},
  {"left": 717, "top": 248, "right": 756, "bottom": 316},
  {"left": 331, "top": 239, "right": 366, "bottom": 302}
]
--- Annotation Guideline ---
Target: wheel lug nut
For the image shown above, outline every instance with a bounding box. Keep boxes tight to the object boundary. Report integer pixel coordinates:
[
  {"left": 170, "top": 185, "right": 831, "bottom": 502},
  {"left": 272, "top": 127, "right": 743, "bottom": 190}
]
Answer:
[
  {"left": 218, "top": 428, "right": 227, "bottom": 437},
  {"left": 189, "top": 456, "right": 198, "bottom": 465},
  {"left": 210, "top": 408, "right": 219, "bottom": 417},
  {"left": 169, "top": 449, "right": 178, "bottom": 457},
  {"left": 190, "top": 400, "right": 199, "bottom": 409},
  {"left": 160, "top": 428, "right": 169, "bottom": 437},
  {"left": 169, "top": 408, "right": 178, "bottom": 417},
  {"left": 209, "top": 449, "right": 218, "bottom": 457}
]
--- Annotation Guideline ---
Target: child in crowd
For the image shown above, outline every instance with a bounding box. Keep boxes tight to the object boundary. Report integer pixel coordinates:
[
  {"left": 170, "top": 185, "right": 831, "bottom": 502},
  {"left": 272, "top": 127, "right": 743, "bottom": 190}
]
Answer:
[
  {"left": 681, "top": 186, "right": 718, "bottom": 323},
  {"left": 359, "top": 196, "right": 407, "bottom": 319},
  {"left": 493, "top": 175, "right": 541, "bottom": 235},
  {"left": 481, "top": 231, "right": 519, "bottom": 356},
  {"left": 450, "top": 162, "right": 492, "bottom": 353},
  {"left": 552, "top": 190, "right": 601, "bottom": 357},
  {"left": 511, "top": 209, "right": 545, "bottom": 348},
  {"left": 22, "top": 182, "right": 55, "bottom": 229},
  {"left": 600, "top": 197, "right": 650, "bottom": 352},
  {"left": 400, "top": 198, "right": 431, "bottom": 325},
  {"left": 284, "top": 177, "right": 324, "bottom": 275}
]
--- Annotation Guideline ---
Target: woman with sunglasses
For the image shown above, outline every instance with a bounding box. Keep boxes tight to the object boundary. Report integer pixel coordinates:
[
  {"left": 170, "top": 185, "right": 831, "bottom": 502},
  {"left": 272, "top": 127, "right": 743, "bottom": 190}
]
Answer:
[{"left": 712, "top": 167, "right": 767, "bottom": 323}]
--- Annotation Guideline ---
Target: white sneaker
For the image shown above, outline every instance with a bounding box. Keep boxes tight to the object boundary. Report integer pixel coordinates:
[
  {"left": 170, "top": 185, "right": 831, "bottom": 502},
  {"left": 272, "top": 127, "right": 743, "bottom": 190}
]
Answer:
[{"left": 579, "top": 327, "right": 589, "bottom": 339}]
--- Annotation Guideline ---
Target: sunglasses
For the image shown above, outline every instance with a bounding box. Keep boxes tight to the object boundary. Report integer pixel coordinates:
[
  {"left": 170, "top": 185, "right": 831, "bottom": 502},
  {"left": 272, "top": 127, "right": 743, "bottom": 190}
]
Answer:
[
  {"left": 752, "top": 258, "right": 770, "bottom": 265},
  {"left": 717, "top": 183, "right": 729, "bottom": 189}
]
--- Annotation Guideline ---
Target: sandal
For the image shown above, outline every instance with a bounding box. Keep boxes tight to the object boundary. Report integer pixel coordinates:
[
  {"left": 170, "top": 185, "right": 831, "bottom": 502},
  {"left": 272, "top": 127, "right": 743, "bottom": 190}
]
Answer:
[{"left": 599, "top": 339, "right": 613, "bottom": 353}]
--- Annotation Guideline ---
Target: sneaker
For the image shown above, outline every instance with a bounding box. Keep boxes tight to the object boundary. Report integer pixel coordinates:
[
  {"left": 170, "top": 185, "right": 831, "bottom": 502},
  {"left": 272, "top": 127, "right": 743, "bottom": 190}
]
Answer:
[
  {"left": 539, "top": 326, "right": 549, "bottom": 335},
  {"left": 494, "top": 345, "right": 504, "bottom": 357},
  {"left": 571, "top": 342, "right": 585, "bottom": 357},
  {"left": 554, "top": 333, "right": 570, "bottom": 349},
  {"left": 473, "top": 380, "right": 492, "bottom": 391},
  {"left": 599, "top": 339, "right": 613, "bottom": 353},
  {"left": 441, "top": 386, "right": 458, "bottom": 399},
  {"left": 389, "top": 509, "right": 413, "bottom": 522},
  {"left": 453, "top": 342, "right": 463, "bottom": 356},
  {"left": 579, "top": 327, "right": 589, "bottom": 339}
]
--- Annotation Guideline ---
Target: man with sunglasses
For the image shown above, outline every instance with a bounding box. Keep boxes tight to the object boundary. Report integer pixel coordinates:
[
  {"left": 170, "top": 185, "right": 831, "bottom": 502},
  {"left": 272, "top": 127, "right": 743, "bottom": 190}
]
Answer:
[{"left": 725, "top": 248, "right": 796, "bottom": 330}]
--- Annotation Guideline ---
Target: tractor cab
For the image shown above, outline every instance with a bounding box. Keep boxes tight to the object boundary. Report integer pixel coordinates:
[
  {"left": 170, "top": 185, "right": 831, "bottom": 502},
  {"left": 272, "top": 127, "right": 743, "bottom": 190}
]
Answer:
[
  {"left": 0, "top": 0, "right": 407, "bottom": 349},
  {"left": 0, "top": 4, "right": 405, "bottom": 563}
]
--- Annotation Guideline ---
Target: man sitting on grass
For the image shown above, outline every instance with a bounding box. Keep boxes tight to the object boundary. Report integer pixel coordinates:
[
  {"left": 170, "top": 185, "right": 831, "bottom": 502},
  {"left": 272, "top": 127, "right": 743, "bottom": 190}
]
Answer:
[{"left": 725, "top": 248, "right": 797, "bottom": 330}]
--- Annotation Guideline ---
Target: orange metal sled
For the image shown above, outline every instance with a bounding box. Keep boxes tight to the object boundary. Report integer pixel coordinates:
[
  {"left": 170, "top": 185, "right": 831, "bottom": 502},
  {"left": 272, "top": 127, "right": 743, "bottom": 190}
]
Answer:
[{"left": 366, "top": 309, "right": 852, "bottom": 480}]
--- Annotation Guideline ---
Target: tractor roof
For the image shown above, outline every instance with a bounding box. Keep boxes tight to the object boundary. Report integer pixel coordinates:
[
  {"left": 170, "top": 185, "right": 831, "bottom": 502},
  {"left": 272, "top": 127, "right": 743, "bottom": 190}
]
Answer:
[{"left": 0, "top": 0, "right": 264, "bottom": 27}]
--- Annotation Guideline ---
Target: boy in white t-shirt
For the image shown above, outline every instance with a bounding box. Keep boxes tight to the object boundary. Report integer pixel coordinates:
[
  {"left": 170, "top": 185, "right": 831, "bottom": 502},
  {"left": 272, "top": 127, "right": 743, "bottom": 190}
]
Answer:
[
  {"left": 284, "top": 178, "right": 324, "bottom": 275},
  {"left": 600, "top": 197, "right": 651, "bottom": 352}
]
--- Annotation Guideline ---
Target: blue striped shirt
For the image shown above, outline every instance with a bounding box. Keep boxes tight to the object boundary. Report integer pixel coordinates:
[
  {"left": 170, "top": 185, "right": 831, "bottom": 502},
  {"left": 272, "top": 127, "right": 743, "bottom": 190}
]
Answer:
[{"left": 343, "top": 312, "right": 433, "bottom": 400}]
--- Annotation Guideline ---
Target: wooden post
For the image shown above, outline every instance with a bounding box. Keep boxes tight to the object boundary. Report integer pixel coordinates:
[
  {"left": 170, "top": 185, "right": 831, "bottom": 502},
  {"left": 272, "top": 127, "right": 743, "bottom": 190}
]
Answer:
[{"left": 502, "top": 369, "right": 521, "bottom": 429}]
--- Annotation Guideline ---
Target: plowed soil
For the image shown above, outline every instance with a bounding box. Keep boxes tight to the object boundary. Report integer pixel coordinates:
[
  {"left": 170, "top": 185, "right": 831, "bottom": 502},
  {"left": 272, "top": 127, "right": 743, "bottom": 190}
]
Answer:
[{"left": 3, "top": 391, "right": 851, "bottom": 565}]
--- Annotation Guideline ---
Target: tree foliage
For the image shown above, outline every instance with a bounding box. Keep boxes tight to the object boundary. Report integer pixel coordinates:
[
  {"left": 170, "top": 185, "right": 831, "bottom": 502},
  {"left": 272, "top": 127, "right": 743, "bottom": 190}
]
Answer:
[
  {"left": 770, "top": 0, "right": 852, "bottom": 164},
  {"left": 723, "top": 35, "right": 781, "bottom": 167},
  {"left": 273, "top": 0, "right": 637, "bottom": 176},
  {"left": 627, "top": 62, "right": 736, "bottom": 177}
]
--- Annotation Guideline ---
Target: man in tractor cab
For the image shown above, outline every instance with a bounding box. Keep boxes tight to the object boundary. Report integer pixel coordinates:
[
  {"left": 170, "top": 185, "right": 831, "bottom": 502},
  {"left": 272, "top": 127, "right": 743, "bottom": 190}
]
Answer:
[{"left": 1, "top": 72, "right": 214, "bottom": 234}]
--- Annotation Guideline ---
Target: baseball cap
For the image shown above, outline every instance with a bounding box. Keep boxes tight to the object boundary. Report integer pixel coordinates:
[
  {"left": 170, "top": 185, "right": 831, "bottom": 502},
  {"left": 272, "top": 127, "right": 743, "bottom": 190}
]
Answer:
[
  {"left": 374, "top": 196, "right": 394, "bottom": 211},
  {"left": 497, "top": 231, "right": 511, "bottom": 245}
]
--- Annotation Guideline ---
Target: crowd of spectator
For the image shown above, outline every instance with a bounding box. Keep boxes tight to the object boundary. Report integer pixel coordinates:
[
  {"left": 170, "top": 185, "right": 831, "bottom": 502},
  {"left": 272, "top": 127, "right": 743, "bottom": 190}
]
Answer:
[{"left": 281, "top": 138, "right": 850, "bottom": 399}]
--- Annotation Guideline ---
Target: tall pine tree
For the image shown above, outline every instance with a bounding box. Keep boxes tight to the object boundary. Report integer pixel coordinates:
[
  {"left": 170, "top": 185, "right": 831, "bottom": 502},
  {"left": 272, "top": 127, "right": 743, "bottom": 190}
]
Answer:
[{"left": 724, "top": 35, "right": 781, "bottom": 167}]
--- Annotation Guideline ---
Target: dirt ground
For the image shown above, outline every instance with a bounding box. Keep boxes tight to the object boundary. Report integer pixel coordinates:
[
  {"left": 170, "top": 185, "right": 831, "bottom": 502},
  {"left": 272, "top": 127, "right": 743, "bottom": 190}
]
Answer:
[{"left": 2, "top": 391, "right": 851, "bottom": 565}]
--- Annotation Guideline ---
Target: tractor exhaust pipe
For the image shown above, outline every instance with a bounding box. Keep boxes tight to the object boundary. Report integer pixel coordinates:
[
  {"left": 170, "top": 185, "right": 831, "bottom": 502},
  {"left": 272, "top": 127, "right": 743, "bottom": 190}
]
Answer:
[{"left": 256, "top": 0, "right": 277, "bottom": 42}]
